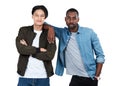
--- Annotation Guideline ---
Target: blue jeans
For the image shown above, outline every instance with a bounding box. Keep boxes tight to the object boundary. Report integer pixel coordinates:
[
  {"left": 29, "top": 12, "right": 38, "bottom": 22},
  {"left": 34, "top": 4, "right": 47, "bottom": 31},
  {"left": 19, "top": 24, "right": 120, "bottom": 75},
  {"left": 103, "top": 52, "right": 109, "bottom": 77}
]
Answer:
[{"left": 18, "top": 77, "right": 50, "bottom": 86}]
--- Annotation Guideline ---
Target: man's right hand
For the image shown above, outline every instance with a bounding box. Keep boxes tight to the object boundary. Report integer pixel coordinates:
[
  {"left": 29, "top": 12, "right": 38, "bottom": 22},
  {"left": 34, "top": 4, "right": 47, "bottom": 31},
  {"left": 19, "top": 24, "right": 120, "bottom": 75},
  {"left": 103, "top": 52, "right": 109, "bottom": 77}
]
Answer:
[
  {"left": 20, "top": 39, "right": 28, "bottom": 46},
  {"left": 48, "top": 26, "right": 55, "bottom": 43},
  {"left": 44, "top": 24, "right": 55, "bottom": 43},
  {"left": 40, "top": 48, "right": 47, "bottom": 52}
]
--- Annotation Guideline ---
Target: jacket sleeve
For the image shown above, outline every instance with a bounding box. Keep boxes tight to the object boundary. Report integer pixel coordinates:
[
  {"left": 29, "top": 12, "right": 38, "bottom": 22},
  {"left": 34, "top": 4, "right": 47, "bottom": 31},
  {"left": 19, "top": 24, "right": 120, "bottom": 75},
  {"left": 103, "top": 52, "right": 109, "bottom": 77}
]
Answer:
[
  {"left": 33, "top": 41, "right": 56, "bottom": 61},
  {"left": 16, "top": 27, "right": 37, "bottom": 55}
]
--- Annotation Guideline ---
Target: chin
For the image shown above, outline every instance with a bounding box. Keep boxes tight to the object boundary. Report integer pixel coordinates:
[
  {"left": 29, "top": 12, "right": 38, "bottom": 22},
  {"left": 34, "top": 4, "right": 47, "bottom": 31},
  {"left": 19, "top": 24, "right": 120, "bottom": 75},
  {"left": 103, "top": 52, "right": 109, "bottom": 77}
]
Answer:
[
  {"left": 69, "top": 26, "right": 75, "bottom": 29},
  {"left": 36, "top": 23, "right": 43, "bottom": 26}
]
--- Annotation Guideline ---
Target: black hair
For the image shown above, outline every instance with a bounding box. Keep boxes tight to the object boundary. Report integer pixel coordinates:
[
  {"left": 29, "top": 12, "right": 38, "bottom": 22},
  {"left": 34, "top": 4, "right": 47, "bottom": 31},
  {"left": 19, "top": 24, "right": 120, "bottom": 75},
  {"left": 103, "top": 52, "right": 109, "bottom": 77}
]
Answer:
[
  {"left": 66, "top": 8, "right": 79, "bottom": 16},
  {"left": 32, "top": 5, "right": 48, "bottom": 18}
]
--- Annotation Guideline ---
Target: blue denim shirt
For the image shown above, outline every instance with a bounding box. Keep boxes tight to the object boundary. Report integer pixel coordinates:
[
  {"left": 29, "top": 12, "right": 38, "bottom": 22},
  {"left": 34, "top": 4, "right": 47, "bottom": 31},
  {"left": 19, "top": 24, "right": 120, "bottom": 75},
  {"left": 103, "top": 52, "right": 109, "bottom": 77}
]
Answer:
[{"left": 54, "top": 25, "right": 105, "bottom": 78}]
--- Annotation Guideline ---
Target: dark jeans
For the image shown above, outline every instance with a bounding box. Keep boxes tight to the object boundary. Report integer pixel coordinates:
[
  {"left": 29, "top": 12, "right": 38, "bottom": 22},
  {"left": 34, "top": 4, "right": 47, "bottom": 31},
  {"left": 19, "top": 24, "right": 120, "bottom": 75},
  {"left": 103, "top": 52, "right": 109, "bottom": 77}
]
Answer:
[
  {"left": 69, "top": 75, "right": 98, "bottom": 86},
  {"left": 17, "top": 77, "right": 50, "bottom": 86}
]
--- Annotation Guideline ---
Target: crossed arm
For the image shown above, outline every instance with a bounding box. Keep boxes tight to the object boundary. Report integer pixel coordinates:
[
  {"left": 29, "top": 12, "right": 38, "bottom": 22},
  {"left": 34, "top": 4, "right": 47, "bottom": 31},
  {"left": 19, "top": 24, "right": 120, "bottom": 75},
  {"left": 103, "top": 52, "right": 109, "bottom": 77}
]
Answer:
[
  {"left": 20, "top": 39, "right": 47, "bottom": 52},
  {"left": 16, "top": 27, "right": 56, "bottom": 61}
]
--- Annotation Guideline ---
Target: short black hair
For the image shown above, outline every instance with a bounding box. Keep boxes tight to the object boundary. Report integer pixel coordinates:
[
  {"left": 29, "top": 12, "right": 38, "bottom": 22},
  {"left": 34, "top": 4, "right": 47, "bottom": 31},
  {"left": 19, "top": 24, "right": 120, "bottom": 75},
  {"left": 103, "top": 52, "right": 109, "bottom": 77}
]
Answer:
[
  {"left": 32, "top": 5, "right": 48, "bottom": 18},
  {"left": 66, "top": 8, "right": 79, "bottom": 16}
]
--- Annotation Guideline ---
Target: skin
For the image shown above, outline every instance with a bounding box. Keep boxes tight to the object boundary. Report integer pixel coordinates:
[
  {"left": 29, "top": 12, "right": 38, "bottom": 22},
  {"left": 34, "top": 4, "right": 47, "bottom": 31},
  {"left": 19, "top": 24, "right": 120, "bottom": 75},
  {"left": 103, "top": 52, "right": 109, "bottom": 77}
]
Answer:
[
  {"left": 47, "top": 11, "right": 102, "bottom": 79},
  {"left": 32, "top": 9, "right": 45, "bottom": 31},
  {"left": 46, "top": 10, "right": 103, "bottom": 79},
  {"left": 20, "top": 9, "right": 47, "bottom": 52},
  {"left": 47, "top": 11, "right": 79, "bottom": 42},
  {"left": 65, "top": 11, "right": 79, "bottom": 32},
  {"left": 65, "top": 11, "right": 103, "bottom": 79}
]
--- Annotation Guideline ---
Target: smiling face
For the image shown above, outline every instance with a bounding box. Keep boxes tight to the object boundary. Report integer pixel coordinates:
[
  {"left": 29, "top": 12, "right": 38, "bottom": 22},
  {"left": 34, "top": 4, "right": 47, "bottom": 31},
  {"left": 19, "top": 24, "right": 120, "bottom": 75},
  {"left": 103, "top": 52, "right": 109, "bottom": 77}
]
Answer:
[
  {"left": 65, "top": 11, "right": 79, "bottom": 32},
  {"left": 32, "top": 9, "right": 45, "bottom": 26}
]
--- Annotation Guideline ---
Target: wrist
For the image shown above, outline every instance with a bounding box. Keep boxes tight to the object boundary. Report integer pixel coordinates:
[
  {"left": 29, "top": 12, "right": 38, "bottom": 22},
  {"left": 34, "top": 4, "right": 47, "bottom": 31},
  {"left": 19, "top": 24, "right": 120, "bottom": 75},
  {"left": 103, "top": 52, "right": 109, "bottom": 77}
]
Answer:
[{"left": 94, "top": 76, "right": 101, "bottom": 80}]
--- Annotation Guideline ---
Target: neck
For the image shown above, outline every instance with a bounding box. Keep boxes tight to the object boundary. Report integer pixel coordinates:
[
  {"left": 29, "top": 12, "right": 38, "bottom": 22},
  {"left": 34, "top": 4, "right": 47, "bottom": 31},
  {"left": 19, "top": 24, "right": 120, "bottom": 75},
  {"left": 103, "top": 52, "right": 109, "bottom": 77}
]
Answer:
[{"left": 34, "top": 25, "right": 43, "bottom": 31}]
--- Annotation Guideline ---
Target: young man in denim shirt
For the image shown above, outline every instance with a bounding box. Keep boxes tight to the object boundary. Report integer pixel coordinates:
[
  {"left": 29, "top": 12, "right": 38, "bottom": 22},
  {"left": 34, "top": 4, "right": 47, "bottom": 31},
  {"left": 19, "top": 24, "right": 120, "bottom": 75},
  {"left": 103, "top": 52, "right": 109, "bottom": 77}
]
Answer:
[{"left": 47, "top": 8, "right": 105, "bottom": 86}]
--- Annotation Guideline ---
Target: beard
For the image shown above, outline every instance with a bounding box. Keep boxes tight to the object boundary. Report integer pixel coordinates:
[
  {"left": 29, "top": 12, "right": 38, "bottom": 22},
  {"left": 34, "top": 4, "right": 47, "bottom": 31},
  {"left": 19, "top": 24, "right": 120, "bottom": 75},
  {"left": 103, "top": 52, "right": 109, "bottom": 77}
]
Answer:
[{"left": 68, "top": 23, "right": 77, "bottom": 30}]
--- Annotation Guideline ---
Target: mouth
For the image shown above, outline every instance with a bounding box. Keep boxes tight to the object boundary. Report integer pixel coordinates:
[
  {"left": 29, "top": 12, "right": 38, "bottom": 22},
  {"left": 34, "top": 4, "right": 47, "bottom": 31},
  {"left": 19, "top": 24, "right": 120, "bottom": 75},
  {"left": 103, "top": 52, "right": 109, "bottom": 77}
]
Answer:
[
  {"left": 69, "top": 24, "right": 74, "bottom": 27},
  {"left": 37, "top": 20, "right": 42, "bottom": 22}
]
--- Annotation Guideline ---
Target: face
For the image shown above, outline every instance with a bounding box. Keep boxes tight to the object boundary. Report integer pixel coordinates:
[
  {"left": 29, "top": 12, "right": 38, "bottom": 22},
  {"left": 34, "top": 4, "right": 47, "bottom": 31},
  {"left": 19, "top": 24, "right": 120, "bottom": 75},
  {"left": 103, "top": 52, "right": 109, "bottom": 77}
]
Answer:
[
  {"left": 32, "top": 9, "right": 45, "bottom": 26},
  {"left": 65, "top": 11, "right": 79, "bottom": 32}
]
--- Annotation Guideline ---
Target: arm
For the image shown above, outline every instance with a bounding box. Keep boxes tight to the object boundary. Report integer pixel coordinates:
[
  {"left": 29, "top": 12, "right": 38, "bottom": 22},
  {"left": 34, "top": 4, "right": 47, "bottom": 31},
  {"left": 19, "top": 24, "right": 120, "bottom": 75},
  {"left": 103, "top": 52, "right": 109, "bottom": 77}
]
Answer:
[
  {"left": 43, "top": 23, "right": 55, "bottom": 43},
  {"left": 94, "top": 63, "right": 103, "bottom": 80},
  {"left": 91, "top": 30, "right": 105, "bottom": 63},
  {"left": 20, "top": 39, "right": 56, "bottom": 61},
  {"left": 33, "top": 41, "right": 56, "bottom": 61},
  {"left": 43, "top": 23, "right": 63, "bottom": 42},
  {"left": 19, "top": 39, "right": 52, "bottom": 58},
  {"left": 91, "top": 30, "right": 105, "bottom": 79},
  {"left": 16, "top": 27, "right": 39, "bottom": 55}
]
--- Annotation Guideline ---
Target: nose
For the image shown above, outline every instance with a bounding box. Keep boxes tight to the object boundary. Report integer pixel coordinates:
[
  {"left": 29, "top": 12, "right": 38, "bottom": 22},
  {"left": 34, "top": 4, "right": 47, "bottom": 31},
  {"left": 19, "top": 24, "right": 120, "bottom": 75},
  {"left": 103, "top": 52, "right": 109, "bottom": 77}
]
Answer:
[{"left": 69, "top": 18, "right": 74, "bottom": 23}]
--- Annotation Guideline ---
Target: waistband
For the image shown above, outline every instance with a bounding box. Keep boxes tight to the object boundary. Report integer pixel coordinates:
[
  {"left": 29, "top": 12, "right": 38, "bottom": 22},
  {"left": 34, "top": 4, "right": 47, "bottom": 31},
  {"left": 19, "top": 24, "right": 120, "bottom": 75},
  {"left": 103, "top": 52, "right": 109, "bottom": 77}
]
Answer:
[{"left": 73, "top": 75, "right": 92, "bottom": 80}]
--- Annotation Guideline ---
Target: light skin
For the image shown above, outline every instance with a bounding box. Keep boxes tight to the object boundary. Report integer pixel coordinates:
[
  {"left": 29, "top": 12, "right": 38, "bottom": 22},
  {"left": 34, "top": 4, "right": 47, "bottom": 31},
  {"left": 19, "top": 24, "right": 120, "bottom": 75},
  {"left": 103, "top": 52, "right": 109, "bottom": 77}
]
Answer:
[
  {"left": 20, "top": 9, "right": 47, "bottom": 52},
  {"left": 32, "top": 9, "right": 45, "bottom": 31}
]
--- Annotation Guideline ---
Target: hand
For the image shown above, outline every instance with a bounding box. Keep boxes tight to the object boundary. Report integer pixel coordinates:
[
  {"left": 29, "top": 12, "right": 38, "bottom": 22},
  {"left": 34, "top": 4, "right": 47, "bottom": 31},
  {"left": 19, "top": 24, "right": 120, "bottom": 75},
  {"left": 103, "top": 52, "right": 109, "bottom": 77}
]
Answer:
[
  {"left": 94, "top": 76, "right": 100, "bottom": 80},
  {"left": 20, "top": 39, "right": 27, "bottom": 46},
  {"left": 43, "top": 24, "right": 55, "bottom": 43},
  {"left": 47, "top": 26, "right": 55, "bottom": 43},
  {"left": 40, "top": 48, "right": 47, "bottom": 52}
]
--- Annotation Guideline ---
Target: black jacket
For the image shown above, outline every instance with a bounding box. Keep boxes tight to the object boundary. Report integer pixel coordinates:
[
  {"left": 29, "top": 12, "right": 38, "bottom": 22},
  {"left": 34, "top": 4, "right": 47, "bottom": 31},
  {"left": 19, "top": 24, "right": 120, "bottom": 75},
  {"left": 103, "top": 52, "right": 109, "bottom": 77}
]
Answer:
[{"left": 16, "top": 25, "right": 56, "bottom": 77}]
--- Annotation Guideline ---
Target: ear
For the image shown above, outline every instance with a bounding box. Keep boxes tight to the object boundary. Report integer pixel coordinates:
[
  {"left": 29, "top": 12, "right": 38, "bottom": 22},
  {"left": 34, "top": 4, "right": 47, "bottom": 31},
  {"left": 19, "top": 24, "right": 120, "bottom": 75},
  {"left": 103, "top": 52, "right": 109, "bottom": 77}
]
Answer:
[
  {"left": 77, "top": 17, "right": 80, "bottom": 22},
  {"left": 32, "top": 15, "right": 34, "bottom": 19},
  {"left": 65, "top": 17, "right": 67, "bottom": 21}
]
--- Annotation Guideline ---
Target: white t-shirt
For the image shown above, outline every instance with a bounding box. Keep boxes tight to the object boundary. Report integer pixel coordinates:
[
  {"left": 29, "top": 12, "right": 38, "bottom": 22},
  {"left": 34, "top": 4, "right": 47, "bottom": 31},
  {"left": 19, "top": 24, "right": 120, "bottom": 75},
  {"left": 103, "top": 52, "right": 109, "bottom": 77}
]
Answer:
[
  {"left": 23, "top": 29, "right": 47, "bottom": 78},
  {"left": 65, "top": 32, "right": 89, "bottom": 77}
]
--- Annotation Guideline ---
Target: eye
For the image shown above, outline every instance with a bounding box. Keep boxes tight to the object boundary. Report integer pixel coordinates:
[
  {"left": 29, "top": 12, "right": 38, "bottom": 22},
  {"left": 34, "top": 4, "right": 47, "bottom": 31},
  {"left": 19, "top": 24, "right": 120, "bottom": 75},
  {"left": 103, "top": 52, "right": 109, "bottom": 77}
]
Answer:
[
  {"left": 66, "top": 16, "right": 78, "bottom": 21},
  {"left": 40, "top": 14, "right": 45, "bottom": 18},
  {"left": 66, "top": 17, "right": 70, "bottom": 20},
  {"left": 72, "top": 16, "right": 78, "bottom": 20}
]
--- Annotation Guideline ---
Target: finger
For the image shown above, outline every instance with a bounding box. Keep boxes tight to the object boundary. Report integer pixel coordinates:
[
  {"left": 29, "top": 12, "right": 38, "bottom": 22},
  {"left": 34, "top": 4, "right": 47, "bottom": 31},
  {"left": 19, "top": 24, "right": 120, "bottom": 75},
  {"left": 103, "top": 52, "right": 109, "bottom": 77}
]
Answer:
[
  {"left": 20, "top": 40, "right": 27, "bottom": 45},
  {"left": 22, "top": 39, "right": 26, "bottom": 43},
  {"left": 20, "top": 40, "right": 23, "bottom": 43},
  {"left": 21, "top": 39, "right": 28, "bottom": 46}
]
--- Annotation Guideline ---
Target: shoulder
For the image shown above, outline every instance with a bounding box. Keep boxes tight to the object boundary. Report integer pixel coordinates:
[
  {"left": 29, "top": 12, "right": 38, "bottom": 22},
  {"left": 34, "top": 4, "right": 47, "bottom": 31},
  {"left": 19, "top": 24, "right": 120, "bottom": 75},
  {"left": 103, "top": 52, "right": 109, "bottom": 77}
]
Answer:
[
  {"left": 19, "top": 25, "right": 33, "bottom": 32},
  {"left": 80, "top": 26, "right": 93, "bottom": 31},
  {"left": 79, "top": 26, "right": 95, "bottom": 34},
  {"left": 20, "top": 25, "right": 33, "bottom": 30}
]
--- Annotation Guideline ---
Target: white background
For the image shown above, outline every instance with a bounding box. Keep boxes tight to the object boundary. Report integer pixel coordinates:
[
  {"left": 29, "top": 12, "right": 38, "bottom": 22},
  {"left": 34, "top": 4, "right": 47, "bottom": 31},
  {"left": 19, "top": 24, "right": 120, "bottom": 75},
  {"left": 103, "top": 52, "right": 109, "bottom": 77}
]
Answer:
[{"left": 0, "top": 0, "right": 120, "bottom": 86}]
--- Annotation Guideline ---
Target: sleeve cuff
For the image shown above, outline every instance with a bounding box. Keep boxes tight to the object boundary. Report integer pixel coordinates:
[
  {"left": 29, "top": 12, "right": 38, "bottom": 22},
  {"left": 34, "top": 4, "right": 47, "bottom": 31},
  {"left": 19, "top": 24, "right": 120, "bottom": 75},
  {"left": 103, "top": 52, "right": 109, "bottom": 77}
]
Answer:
[{"left": 36, "top": 48, "right": 40, "bottom": 53}]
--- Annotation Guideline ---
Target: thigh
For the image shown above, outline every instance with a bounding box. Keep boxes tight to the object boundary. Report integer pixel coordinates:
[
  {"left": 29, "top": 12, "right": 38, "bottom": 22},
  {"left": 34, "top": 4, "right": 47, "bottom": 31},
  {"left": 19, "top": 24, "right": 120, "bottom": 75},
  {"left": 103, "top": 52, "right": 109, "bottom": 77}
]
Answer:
[
  {"left": 36, "top": 78, "right": 50, "bottom": 86},
  {"left": 84, "top": 78, "right": 98, "bottom": 86},
  {"left": 91, "top": 79, "right": 98, "bottom": 86},
  {"left": 69, "top": 76, "right": 98, "bottom": 86},
  {"left": 69, "top": 76, "right": 80, "bottom": 86},
  {"left": 17, "top": 78, "right": 31, "bottom": 86}
]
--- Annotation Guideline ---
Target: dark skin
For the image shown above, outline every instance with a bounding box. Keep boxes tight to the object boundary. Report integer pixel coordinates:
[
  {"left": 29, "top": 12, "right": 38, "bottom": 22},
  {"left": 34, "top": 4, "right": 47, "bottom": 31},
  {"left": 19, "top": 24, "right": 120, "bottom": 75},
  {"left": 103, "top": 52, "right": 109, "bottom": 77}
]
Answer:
[
  {"left": 65, "top": 11, "right": 79, "bottom": 32},
  {"left": 47, "top": 11, "right": 103, "bottom": 79},
  {"left": 66, "top": 11, "right": 103, "bottom": 79}
]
